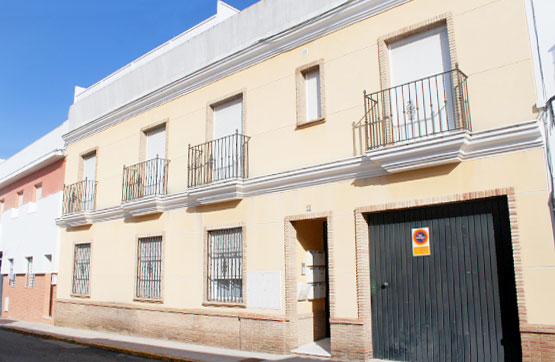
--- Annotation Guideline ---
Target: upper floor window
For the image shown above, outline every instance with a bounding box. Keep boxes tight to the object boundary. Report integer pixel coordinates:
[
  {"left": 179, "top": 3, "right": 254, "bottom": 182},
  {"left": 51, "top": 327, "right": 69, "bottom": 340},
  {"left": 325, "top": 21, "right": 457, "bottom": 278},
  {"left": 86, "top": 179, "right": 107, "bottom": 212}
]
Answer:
[
  {"left": 81, "top": 151, "right": 97, "bottom": 182},
  {"left": 17, "top": 192, "right": 23, "bottom": 208},
  {"left": 34, "top": 184, "right": 42, "bottom": 202},
  {"left": 304, "top": 68, "right": 322, "bottom": 121},
  {"left": 144, "top": 125, "right": 167, "bottom": 161},
  {"left": 212, "top": 95, "right": 243, "bottom": 140},
  {"left": 296, "top": 62, "right": 325, "bottom": 127}
]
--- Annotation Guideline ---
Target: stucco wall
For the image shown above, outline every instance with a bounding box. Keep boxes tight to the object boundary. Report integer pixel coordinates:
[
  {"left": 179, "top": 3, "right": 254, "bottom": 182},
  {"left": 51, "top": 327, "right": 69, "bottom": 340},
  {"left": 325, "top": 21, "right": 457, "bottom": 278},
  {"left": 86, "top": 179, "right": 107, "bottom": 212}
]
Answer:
[
  {"left": 64, "top": 0, "right": 538, "bottom": 208},
  {"left": 56, "top": 0, "right": 555, "bottom": 356},
  {"left": 1, "top": 190, "right": 63, "bottom": 275},
  {"left": 58, "top": 148, "right": 555, "bottom": 323}
]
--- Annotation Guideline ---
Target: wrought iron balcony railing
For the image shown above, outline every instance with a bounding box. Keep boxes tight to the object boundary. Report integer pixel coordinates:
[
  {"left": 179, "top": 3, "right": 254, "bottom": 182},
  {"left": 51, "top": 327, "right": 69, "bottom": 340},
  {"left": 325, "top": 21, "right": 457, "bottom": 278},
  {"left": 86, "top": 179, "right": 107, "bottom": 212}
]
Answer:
[
  {"left": 188, "top": 131, "right": 250, "bottom": 188},
  {"left": 62, "top": 179, "right": 97, "bottom": 215},
  {"left": 122, "top": 157, "right": 169, "bottom": 202},
  {"left": 364, "top": 68, "right": 471, "bottom": 150}
]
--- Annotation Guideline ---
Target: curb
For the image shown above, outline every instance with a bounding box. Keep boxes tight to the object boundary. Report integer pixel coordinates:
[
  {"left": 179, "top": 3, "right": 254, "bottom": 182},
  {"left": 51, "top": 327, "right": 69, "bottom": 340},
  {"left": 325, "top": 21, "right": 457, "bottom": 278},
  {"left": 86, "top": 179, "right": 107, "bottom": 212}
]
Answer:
[{"left": 0, "top": 325, "right": 201, "bottom": 362}]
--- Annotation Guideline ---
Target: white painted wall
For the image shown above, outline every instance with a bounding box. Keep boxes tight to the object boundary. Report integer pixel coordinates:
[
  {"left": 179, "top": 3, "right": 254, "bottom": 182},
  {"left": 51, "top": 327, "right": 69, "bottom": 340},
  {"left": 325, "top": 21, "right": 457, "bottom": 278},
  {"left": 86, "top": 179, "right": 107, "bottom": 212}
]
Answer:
[
  {"left": 67, "top": 0, "right": 347, "bottom": 133},
  {"left": 526, "top": 0, "right": 555, "bottom": 197},
  {"left": 526, "top": 0, "right": 555, "bottom": 106},
  {"left": 0, "top": 121, "right": 66, "bottom": 276},
  {"left": 0, "top": 191, "right": 63, "bottom": 275}
]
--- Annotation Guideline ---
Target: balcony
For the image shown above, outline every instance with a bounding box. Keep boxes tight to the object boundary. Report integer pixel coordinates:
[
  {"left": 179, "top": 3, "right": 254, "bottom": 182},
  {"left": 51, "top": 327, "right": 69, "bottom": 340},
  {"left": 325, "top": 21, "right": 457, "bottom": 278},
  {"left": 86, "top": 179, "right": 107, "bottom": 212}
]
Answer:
[
  {"left": 364, "top": 68, "right": 471, "bottom": 149},
  {"left": 363, "top": 68, "right": 472, "bottom": 173},
  {"left": 122, "top": 157, "right": 170, "bottom": 203},
  {"left": 62, "top": 179, "right": 97, "bottom": 215},
  {"left": 188, "top": 132, "right": 250, "bottom": 189}
]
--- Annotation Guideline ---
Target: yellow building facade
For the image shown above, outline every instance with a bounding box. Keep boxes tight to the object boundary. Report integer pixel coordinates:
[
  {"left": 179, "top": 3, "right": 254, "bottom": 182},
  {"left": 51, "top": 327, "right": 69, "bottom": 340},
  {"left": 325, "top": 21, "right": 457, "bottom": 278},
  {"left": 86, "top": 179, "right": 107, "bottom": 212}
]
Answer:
[{"left": 56, "top": 0, "right": 555, "bottom": 360}]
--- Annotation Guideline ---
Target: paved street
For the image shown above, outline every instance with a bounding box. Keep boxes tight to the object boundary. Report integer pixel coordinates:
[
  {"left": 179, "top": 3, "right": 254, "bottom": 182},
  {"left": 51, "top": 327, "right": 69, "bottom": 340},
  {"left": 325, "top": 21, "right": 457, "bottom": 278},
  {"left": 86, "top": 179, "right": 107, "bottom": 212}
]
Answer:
[{"left": 0, "top": 329, "right": 158, "bottom": 362}]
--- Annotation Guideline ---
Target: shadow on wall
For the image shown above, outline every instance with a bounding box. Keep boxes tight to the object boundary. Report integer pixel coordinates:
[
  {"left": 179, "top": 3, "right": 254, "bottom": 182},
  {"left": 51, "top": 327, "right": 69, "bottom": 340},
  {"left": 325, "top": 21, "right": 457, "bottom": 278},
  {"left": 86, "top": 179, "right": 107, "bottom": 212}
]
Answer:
[
  {"left": 66, "top": 225, "right": 93, "bottom": 233},
  {"left": 124, "top": 213, "right": 162, "bottom": 224},
  {"left": 187, "top": 199, "right": 241, "bottom": 214},
  {"left": 352, "top": 163, "right": 458, "bottom": 188},
  {"left": 352, "top": 112, "right": 369, "bottom": 157}
]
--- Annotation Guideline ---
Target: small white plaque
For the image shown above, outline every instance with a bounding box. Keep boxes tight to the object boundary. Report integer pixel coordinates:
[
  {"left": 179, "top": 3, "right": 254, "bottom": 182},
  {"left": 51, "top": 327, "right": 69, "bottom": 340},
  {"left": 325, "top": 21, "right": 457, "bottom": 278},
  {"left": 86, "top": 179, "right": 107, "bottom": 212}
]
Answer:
[{"left": 247, "top": 271, "right": 281, "bottom": 310}]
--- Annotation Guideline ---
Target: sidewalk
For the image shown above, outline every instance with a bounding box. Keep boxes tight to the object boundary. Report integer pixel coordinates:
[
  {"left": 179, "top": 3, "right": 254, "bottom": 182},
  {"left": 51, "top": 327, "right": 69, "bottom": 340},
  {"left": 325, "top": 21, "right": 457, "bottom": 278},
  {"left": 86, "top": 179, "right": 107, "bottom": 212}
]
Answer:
[{"left": 0, "top": 319, "right": 327, "bottom": 362}]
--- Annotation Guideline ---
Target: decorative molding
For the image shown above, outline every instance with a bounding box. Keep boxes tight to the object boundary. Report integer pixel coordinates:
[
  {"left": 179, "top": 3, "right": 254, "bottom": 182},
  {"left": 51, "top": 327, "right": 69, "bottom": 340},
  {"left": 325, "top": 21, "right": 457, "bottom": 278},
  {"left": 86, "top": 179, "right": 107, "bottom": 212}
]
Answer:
[
  {"left": 366, "top": 120, "right": 544, "bottom": 173},
  {"left": 56, "top": 211, "right": 94, "bottom": 228},
  {"left": 56, "top": 121, "right": 544, "bottom": 228},
  {"left": 63, "top": 0, "right": 411, "bottom": 145},
  {"left": 121, "top": 195, "right": 165, "bottom": 217}
]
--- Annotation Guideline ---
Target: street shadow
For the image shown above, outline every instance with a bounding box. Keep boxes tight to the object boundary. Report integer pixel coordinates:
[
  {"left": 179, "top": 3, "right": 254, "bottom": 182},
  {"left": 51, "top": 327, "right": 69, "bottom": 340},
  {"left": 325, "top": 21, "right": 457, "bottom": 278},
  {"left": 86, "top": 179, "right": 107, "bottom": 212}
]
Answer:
[{"left": 352, "top": 163, "right": 458, "bottom": 188}]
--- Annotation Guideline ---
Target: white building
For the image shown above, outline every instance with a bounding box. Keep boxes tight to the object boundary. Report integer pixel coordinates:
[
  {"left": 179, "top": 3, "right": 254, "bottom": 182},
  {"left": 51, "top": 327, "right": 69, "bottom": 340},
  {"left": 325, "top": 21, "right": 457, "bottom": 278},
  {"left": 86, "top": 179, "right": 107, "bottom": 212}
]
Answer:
[{"left": 0, "top": 121, "right": 67, "bottom": 323}]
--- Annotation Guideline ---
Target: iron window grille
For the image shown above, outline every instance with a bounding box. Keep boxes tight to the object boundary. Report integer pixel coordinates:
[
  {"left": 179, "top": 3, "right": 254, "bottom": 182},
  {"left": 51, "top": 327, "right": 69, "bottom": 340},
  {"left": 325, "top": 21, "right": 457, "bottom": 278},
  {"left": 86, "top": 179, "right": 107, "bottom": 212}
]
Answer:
[
  {"left": 8, "top": 259, "right": 15, "bottom": 287},
  {"left": 72, "top": 244, "right": 91, "bottom": 295},
  {"left": 207, "top": 228, "right": 243, "bottom": 303},
  {"left": 26, "top": 257, "right": 34, "bottom": 288},
  {"left": 136, "top": 236, "right": 162, "bottom": 300}
]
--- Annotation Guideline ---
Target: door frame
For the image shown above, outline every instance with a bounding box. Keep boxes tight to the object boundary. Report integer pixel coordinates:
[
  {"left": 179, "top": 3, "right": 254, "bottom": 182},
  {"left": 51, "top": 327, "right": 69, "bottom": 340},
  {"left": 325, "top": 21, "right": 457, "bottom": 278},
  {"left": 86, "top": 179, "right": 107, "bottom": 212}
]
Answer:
[
  {"left": 354, "top": 187, "right": 526, "bottom": 359},
  {"left": 284, "top": 212, "right": 335, "bottom": 349}
]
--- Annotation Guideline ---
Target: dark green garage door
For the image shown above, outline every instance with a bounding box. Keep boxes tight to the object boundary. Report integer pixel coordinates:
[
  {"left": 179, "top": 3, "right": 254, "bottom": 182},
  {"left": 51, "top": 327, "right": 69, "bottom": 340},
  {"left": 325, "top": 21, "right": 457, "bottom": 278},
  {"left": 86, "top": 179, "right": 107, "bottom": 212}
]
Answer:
[{"left": 367, "top": 197, "right": 521, "bottom": 361}]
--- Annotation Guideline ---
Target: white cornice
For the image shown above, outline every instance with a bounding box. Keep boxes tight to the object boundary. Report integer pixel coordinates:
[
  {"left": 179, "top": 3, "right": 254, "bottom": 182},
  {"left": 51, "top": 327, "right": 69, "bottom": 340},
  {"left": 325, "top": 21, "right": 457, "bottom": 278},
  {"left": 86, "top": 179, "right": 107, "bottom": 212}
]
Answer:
[
  {"left": 63, "top": 0, "right": 410, "bottom": 145},
  {"left": 55, "top": 121, "right": 544, "bottom": 228},
  {"left": 365, "top": 120, "right": 544, "bottom": 173}
]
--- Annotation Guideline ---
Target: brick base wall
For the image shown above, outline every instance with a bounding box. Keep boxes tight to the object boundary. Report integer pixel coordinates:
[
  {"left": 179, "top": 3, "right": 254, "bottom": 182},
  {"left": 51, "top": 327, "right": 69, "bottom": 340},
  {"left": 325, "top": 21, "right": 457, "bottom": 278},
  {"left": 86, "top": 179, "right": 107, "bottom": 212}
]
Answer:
[
  {"left": 521, "top": 325, "right": 555, "bottom": 361},
  {"left": 297, "top": 311, "right": 328, "bottom": 346},
  {"left": 55, "top": 300, "right": 291, "bottom": 354},
  {"left": 1, "top": 274, "right": 55, "bottom": 323},
  {"left": 331, "top": 320, "right": 371, "bottom": 361}
]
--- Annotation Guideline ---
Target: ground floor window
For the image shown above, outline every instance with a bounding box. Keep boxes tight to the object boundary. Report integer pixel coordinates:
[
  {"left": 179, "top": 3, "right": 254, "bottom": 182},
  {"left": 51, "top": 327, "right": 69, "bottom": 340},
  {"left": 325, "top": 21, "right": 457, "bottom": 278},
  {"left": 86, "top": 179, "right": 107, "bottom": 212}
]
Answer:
[
  {"left": 8, "top": 258, "right": 15, "bottom": 287},
  {"left": 26, "top": 257, "right": 34, "bottom": 288},
  {"left": 207, "top": 227, "right": 243, "bottom": 303},
  {"left": 72, "top": 243, "right": 91, "bottom": 295},
  {"left": 136, "top": 236, "right": 162, "bottom": 300}
]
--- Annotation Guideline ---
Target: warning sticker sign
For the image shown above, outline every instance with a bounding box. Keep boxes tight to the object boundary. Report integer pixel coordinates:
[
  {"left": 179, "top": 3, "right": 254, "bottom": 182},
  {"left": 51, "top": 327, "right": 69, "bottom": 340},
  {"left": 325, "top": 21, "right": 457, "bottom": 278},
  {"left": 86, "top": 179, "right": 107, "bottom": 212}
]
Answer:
[{"left": 412, "top": 227, "right": 430, "bottom": 257}]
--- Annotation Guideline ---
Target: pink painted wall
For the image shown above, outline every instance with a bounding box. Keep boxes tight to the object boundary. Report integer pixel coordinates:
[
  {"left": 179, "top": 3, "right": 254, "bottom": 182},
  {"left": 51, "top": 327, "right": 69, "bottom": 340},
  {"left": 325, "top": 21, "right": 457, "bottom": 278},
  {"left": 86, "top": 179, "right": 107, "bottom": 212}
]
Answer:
[{"left": 0, "top": 159, "right": 66, "bottom": 211}]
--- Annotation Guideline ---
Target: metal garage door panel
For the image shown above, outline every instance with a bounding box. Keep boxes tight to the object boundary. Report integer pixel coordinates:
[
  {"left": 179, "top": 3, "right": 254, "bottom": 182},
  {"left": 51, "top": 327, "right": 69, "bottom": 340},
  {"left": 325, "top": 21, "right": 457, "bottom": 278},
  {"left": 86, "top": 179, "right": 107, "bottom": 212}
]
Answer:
[{"left": 368, "top": 197, "right": 520, "bottom": 361}]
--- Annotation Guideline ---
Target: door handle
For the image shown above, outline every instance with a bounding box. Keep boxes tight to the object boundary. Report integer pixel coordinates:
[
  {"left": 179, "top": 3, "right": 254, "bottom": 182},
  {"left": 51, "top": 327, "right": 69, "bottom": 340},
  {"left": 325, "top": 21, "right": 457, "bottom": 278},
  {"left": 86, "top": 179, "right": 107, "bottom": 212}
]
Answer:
[{"left": 381, "top": 281, "right": 389, "bottom": 289}]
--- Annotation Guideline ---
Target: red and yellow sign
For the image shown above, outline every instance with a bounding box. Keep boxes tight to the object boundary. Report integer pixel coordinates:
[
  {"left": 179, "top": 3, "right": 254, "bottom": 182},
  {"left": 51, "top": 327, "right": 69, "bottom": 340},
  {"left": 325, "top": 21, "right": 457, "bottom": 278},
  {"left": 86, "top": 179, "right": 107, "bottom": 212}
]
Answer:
[{"left": 412, "top": 227, "right": 430, "bottom": 256}]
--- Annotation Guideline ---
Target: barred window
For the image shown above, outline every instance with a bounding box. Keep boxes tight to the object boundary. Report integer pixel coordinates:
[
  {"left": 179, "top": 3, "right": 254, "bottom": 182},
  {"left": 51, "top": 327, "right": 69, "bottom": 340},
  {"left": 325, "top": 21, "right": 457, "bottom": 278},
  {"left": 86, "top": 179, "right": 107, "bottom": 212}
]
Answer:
[
  {"left": 26, "top": 257, "right": 34, "bottom": 288},
  {"left": 136, "top": 236, "right": 162, "bottom": 299},
  {"left": 207, "top": 228, "right": 243, "bottom": 303},
  {"left": 8, "top": 258, "right": 15, "bottom": 287},
  {"left": 72, "top": 244, "right": 91, "bottom": 295}
]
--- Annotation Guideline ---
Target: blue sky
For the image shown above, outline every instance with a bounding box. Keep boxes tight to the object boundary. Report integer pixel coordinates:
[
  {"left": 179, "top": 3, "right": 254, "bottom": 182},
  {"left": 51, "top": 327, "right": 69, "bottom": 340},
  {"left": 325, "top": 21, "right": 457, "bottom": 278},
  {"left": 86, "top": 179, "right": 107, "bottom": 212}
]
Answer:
[{"left": 0, "top": 0, "right": 259, "bottom": 159}]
